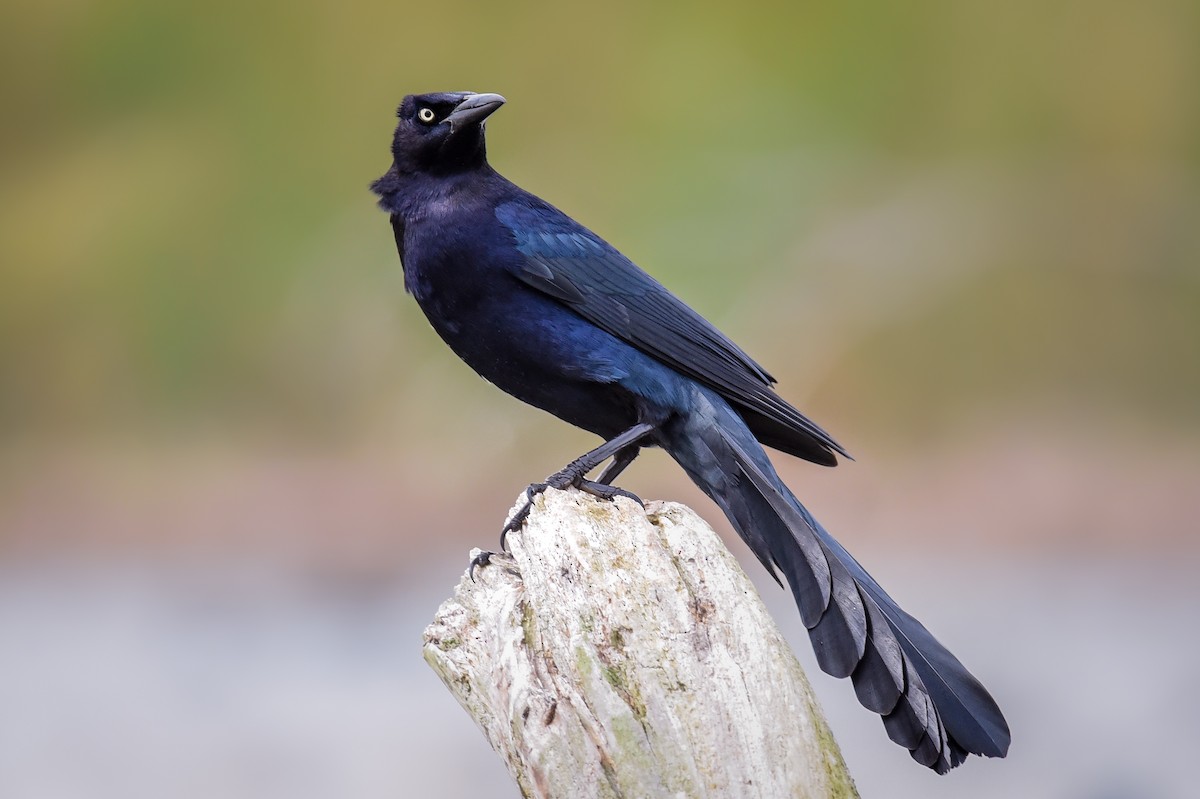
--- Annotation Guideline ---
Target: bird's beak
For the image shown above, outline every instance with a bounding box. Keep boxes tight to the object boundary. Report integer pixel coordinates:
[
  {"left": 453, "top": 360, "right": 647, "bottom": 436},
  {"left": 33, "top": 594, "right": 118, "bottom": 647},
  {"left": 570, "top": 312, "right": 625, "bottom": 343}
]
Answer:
[{"left": 444, "top": 92, "right": 507, "bottom": 131}]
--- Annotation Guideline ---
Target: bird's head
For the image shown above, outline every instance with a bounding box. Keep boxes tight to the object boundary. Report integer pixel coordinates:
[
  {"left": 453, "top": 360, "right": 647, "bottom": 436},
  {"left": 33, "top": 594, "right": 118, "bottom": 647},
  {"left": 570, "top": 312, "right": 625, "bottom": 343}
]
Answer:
[{"left": 382, "top": 91, "right": 506, "bottom": 178}]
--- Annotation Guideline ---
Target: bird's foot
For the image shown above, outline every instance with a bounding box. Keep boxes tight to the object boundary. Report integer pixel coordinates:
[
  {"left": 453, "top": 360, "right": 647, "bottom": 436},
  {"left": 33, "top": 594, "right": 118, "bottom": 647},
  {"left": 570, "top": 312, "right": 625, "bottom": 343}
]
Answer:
[
  {"left": 498, "top": 423, "right": 656, "bottom": 548},
  {"left": 499, "top": 482, "right": 547, "bottom": 551},
  {"left": 575, "top": 478, "right": 644, "bottom": 509},
  {"left": 498, "top": 469, "right": 644, "bottom": 550}
]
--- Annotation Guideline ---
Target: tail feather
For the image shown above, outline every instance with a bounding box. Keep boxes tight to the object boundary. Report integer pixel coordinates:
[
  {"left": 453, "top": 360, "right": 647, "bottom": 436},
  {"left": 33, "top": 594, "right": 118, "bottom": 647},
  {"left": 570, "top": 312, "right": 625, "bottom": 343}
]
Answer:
[
  {"left": 665, "top": 403, "right": 1009, "bottom": 772},
  {"left": 882, "top": 675, "right": 931, "bottom": 749},
  {"left": 851, "top": 589, "right": 905, "bottom": 714},
  {"left": 808, "top": 549, "right": 868, "bottom": 678},
  {"left": 719, "top": 463, "right": 832, "bottom": 627},
  {"left": 820, "top": 530, "right": 1012, "bottom": 761}
]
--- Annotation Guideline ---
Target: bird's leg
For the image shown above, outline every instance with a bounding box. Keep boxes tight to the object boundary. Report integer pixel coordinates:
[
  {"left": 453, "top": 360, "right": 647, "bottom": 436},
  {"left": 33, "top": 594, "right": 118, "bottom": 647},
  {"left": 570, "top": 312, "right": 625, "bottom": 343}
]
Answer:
[
  {"left": 542, "top": 421, "right": 655, "bottom": 493},
  {"left": 496, "top": 423, "right": 655, "bottom": 552},
  {"left": 595, "top": 444, "right": 640, "bottom": 486},
  {"left": 573, "top": 444, "right": 643, "bottom": 505}
]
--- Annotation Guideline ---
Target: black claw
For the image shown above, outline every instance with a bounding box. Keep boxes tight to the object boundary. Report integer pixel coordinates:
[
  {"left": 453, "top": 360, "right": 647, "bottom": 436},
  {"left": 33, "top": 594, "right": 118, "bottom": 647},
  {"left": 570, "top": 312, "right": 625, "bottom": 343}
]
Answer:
[
  {"left": 470, "top": 549, "right": 519, "bottom": 582},
  {"left": 498, "top": 482, "right": 548, "bottom": 549},
  {"left": 469, "top": 550, "right": 495, "bottom": 582},
  {"left": 499, "top": 511, "right": 524, "bottom": 551},
  {"left": 618, "top": 488, "right": 645, "bottom": 509},
  {"left": 577, "top": 479, "right": 644, "bottom": 509}
]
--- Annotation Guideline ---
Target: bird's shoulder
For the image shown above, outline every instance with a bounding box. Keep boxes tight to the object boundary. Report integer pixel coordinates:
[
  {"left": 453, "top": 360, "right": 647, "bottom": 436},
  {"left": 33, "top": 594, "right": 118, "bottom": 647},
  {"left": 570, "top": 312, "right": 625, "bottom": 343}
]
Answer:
[
  {"left": 494, "top": 195, "right": 601, "bottom": 245},
  {"left": 493, "top": 194, "right": 667, "bottom": 300},
  {"left": 492, "top": 190, "right": 778, "bottom": 389}
]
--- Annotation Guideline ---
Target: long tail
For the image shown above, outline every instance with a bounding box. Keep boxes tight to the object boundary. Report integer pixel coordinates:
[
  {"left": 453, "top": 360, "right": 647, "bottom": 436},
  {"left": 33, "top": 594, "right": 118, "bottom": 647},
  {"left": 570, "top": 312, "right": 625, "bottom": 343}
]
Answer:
[{"left": 661, "top": 391, "right": 1011, "bottom": 772}]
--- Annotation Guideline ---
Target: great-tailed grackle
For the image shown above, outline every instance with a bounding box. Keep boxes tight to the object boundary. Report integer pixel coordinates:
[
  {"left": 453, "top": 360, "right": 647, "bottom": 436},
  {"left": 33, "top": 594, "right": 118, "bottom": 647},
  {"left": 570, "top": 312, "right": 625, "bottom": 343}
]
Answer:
[{"left": 372, "top": 91, "right": 1010, "bottom": 772}]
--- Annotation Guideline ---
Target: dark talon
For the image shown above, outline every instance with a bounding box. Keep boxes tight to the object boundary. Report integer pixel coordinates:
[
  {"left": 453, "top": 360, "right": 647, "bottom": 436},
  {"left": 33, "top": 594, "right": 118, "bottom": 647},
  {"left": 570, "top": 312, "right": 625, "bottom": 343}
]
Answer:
[
  {"left": 577, "top": 479, "right": 644, "bottom": 509},
  {"left": 470, "top": 549, "right": 518, "bottom": 582},
  {"left": 469, "top": 550, "right": 496, "bottom": 581},
  {"left": 499, "top": 482, "right": 548, "bottom": 550},
  {"left": 499, "top": 511, "right": 524, "bottom": 551},
  {"left": 499, "top": 517, "right": 520, "bottom": 552}
]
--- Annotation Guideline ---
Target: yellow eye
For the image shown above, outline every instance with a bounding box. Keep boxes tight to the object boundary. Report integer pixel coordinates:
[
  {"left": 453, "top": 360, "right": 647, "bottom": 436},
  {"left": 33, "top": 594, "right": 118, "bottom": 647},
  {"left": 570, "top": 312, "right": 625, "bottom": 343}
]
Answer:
[{"left": 417, "top": 107, "right": 437, "bottom": 124}]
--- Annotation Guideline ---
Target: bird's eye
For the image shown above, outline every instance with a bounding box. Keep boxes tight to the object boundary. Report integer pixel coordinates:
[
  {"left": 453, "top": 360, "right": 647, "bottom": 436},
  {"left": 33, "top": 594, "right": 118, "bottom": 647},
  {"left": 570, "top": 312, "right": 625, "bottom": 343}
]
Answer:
[{"left": 417, "top": 107, "right": 437, "bottom": 124}]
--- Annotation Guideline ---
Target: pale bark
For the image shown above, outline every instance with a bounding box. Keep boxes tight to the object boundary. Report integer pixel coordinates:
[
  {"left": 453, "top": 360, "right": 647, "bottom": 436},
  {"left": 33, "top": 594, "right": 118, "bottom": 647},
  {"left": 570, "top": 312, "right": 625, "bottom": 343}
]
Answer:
[{"left": 423, "top": 487, "right": 858, "bottom": 799}]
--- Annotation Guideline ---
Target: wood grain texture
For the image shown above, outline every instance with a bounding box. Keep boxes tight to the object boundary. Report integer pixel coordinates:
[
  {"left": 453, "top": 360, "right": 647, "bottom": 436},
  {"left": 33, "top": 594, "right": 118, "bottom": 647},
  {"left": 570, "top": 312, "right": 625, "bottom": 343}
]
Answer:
[{"left": 423, "top": 488, "right": 858, "bottom": 799}]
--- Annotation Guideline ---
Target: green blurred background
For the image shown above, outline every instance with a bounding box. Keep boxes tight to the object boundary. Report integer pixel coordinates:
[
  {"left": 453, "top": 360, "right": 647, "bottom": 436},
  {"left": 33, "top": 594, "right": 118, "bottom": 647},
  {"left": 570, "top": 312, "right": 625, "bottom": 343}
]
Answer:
[{"left": 1, "top": 1, "right": 1197, "bottom": 797}]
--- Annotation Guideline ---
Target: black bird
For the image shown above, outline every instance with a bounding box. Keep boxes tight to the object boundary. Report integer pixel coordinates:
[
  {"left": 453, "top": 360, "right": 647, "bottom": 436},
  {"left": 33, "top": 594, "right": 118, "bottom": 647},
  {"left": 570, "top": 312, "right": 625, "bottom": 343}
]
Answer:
[{"left": 372, "top": 91, "right": 1010, "bottom": 772}]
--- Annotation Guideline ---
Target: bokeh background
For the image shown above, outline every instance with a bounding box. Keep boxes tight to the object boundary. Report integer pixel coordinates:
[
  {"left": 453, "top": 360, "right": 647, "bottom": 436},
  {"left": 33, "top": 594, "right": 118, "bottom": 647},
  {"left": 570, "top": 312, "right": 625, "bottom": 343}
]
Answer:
[{"left": 2, "top": 1, "right": 1198, "bottom": 797}]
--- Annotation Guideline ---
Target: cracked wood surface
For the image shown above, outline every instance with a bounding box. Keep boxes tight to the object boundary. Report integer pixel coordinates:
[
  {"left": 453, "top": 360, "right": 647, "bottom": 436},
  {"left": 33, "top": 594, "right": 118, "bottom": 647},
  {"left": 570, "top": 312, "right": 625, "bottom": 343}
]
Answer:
[{"left": 423, "top": 488, "right": 858, "bottom": 799}]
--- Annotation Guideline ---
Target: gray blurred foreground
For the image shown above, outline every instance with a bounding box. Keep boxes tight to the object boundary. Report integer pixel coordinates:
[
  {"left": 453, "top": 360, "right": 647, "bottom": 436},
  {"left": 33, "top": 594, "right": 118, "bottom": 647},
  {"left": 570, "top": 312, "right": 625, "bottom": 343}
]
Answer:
[{"left": 0, "top": 551, "right": 1196, "bottom": 799}]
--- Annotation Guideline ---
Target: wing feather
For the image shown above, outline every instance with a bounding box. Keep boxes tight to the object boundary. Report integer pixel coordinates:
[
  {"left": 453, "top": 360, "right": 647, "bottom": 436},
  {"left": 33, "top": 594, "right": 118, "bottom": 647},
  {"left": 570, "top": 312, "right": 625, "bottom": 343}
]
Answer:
[{"left": 497, "top": 200, "right": 848, "bottom": 465}]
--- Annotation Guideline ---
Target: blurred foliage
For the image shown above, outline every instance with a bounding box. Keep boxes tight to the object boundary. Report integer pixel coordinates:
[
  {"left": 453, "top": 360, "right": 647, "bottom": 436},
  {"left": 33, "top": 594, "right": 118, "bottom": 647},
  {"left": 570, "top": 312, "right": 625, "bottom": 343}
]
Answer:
[{"left": 0, "top": 0, "right": 1197, "bottom": 446}]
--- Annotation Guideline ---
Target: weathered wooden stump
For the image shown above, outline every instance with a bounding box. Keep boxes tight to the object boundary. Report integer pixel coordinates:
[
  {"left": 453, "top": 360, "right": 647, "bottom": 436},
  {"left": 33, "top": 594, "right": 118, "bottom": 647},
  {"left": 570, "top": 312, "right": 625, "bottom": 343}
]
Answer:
[{"left": 423, "top": 488, "right": 858, "bottom": 799}]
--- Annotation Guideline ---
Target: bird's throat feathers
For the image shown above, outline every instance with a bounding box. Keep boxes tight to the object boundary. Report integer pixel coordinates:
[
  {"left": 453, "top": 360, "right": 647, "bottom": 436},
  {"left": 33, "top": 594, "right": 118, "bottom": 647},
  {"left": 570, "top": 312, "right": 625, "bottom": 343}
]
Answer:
[
  {"left": 370, "top": 164, "right": 406, "bottom": 213},
  {"left": 371, "top": 163, "right": 496, "bottom": 221}
]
